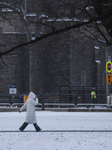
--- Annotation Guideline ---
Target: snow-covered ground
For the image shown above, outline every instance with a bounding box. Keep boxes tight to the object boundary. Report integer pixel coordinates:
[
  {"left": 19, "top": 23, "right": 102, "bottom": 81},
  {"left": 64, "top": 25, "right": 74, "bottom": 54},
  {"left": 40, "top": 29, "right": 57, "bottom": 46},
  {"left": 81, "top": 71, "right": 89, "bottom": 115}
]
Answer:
[{"left": 0, "top": 111, "right": 112, "bottom": 150}]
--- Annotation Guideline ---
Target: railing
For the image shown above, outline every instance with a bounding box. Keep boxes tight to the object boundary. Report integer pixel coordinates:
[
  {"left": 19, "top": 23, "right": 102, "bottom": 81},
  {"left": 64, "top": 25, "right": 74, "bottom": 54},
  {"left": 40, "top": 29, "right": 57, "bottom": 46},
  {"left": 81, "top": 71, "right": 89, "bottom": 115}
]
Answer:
[
  {"left": 44, "top": 103, "right": 75, "bottom": 108},
  {"left": 0, "top": 103, "right": 11, "bottom": 107},
  {"left": 76, "top": 103, "right": 107, "bottom": 108},
  {"left": 0, "top": 102, "right": 75, "bottom": 108},
  {"left": 59, "top": 86, "right": 108, "bottom": 104},
  {"left": 0, "top": 86, "right": 110, "bottom": 109},
  {"left": 11, "top": 103, "right": 24, "bottom": 108},
  {"left": 12, "top": 103, "right": 42, "bottom": 108},
  {"left": 0, "top": 102, "right": 109, "bottom": 109}
]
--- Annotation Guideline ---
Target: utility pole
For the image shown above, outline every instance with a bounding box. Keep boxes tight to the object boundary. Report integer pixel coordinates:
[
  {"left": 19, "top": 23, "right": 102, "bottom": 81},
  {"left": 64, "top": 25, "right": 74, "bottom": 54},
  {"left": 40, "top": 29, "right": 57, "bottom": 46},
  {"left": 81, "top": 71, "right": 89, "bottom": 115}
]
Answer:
[{"left": 106, "top": 46, "right": 110, "bottom": 98}]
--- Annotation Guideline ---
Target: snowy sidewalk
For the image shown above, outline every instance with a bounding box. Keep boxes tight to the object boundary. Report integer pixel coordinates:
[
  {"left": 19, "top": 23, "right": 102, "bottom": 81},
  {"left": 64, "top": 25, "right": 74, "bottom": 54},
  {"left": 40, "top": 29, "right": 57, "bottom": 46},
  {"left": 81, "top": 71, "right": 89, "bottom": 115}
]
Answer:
[{"left": 0, "top": 111, "right": 112, "bottom": 150}]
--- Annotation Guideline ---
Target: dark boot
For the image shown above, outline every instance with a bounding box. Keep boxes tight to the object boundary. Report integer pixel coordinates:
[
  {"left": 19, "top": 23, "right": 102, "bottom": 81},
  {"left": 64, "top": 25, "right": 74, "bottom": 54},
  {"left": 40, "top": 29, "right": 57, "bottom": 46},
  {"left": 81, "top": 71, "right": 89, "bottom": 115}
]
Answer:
[
  {"left": 33, "top": 123, "right": 41, "bottom": 132},
  {"left": 19, "top": 122, "right": 28, "bottom": 132}
]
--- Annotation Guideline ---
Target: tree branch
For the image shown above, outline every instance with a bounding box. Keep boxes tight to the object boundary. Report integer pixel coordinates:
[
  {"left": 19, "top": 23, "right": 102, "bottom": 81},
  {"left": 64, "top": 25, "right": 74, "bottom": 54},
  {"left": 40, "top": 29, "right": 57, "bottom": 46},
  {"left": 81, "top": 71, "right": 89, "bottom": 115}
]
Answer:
[{"left": 0, "top": 16, "right": 101, "bottom": 56}]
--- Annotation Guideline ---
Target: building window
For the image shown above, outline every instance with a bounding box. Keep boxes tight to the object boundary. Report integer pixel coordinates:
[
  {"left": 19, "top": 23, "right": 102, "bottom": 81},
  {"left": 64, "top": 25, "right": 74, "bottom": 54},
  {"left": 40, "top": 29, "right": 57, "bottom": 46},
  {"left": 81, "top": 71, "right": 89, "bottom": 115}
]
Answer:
[{"left": 81, "top": 71, "right": 86, "bottom": 86}]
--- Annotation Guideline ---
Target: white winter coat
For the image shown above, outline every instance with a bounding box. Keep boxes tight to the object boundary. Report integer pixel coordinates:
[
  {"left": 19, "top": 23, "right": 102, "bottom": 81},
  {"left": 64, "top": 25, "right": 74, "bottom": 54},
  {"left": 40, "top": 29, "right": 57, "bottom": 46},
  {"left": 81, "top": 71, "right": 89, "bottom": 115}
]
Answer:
[{"left": 20, "top": 92, "right": 38, "bottom": 124}]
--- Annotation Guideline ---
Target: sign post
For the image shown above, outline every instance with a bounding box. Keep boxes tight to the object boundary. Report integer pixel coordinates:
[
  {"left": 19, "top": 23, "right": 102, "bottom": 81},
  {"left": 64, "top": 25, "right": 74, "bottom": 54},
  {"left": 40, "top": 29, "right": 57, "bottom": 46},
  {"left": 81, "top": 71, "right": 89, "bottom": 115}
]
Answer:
[{"left": 106, "top": 47, "right": 110, "bottom": 98}]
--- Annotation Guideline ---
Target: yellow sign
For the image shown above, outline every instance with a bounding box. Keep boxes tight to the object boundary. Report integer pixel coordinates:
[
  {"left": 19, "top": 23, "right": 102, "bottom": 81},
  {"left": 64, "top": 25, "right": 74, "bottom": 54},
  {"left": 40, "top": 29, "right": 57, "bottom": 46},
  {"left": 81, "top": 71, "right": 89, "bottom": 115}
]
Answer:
[
  {"left": 106, "top": 73, "right": 112, "bottom": 85},
  {"left": 106, "top": 61, "right": 112, "bottom": 73}
]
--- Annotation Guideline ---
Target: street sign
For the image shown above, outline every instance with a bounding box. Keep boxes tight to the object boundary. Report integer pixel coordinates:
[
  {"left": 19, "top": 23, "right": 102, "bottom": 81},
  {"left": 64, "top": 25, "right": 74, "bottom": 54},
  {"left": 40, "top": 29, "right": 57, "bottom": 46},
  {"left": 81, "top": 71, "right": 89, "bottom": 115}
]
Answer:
[
  {"left": 9, "top": 84, "right": 17, "bottom": 94},
  {"left": 106, "top": 73, "right": 112, "bottom": 85},
  {"left": 106, "top": 61, "right": 112, "bottom": 73}
]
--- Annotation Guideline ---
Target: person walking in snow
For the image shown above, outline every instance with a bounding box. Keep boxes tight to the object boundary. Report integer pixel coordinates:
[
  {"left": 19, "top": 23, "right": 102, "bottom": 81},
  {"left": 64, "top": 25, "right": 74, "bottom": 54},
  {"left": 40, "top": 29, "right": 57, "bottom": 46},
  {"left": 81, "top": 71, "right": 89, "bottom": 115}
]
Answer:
[{"left": 19, "top": 92, "right": 41, "bottom": 132}]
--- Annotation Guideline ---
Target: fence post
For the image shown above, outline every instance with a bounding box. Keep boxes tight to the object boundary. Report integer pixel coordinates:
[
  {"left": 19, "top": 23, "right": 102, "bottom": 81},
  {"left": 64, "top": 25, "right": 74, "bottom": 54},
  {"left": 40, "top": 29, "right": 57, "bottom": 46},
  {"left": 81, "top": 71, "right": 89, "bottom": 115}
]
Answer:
[{"left": 83, "top": 86, "right": 84, "bottom": 103}]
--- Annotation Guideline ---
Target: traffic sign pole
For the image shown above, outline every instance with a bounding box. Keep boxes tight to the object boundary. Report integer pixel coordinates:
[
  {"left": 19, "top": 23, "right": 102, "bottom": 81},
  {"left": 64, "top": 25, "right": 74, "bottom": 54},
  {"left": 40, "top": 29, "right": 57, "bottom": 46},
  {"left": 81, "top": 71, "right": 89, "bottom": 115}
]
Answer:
[{"left": 106, "top": 47, "right": 110, "bottom": 98}]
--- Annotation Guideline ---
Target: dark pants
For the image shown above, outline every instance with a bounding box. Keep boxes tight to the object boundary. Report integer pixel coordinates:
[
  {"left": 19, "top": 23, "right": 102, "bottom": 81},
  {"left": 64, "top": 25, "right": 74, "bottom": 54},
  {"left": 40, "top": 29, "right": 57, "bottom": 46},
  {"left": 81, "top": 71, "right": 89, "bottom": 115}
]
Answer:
[
  {"left": 92, "top": 98, "right": 97, "bottom": 104},
  {"left": 19, "top": 122, "right": 41, "bottom": 132},
  {"left": 92, "top": 98, "right": 97, "bottom": 108}
]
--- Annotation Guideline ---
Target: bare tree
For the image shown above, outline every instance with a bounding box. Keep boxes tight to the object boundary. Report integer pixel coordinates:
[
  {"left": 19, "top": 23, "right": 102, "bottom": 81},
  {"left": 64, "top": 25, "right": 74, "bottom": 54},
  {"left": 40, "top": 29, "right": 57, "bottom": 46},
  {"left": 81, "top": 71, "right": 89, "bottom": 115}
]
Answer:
[{"left": 0, "top": 0, "right": 111, "bottom": 56}]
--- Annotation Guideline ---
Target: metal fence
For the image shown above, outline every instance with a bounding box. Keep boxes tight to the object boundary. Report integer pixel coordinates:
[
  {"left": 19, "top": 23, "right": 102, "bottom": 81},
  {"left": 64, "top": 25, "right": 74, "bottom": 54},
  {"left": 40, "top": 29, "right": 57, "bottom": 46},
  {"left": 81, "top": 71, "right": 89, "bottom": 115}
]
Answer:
[
  {"left": 0, "top": 94, "right": 23, "bottom": 104},
  {"left": 59, "top": 86, "right": 110, "bottom": 104},
  {"left": 0, "top": 86, "right": 111, "bottom": 104}
]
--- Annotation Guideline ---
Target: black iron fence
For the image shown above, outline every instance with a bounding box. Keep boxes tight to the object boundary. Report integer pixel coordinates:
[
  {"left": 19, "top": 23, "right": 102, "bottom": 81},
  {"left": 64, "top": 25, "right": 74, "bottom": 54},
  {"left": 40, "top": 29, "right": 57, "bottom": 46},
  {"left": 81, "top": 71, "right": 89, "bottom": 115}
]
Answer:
[
  {"left": 0, "top": 86, "right": 111, "bottom": 104},
  {"left": 59, "top": 86, "right": 111, "bottom": 104},
  {"left": 0, "top": 94, "right": 23, "bottom": 104}
]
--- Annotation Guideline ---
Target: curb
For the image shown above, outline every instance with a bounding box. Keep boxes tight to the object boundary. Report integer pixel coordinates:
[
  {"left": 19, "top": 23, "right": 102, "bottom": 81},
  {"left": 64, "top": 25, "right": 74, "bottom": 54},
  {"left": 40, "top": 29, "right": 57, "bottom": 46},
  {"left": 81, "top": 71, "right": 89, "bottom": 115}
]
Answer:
[{"left": 0, "top": 108, "right": 112, "bottom": 112}]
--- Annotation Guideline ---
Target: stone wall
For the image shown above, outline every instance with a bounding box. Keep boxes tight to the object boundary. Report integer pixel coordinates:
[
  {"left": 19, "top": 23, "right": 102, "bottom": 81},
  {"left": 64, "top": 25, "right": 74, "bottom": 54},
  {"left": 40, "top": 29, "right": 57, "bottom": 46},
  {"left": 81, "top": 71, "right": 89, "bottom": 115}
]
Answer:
[
  {"left": 0, "top": 34, "right": 29, "bottom": 95},
  {"left": 29, "top": 32, "right": 71, "bottom": 94}
]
